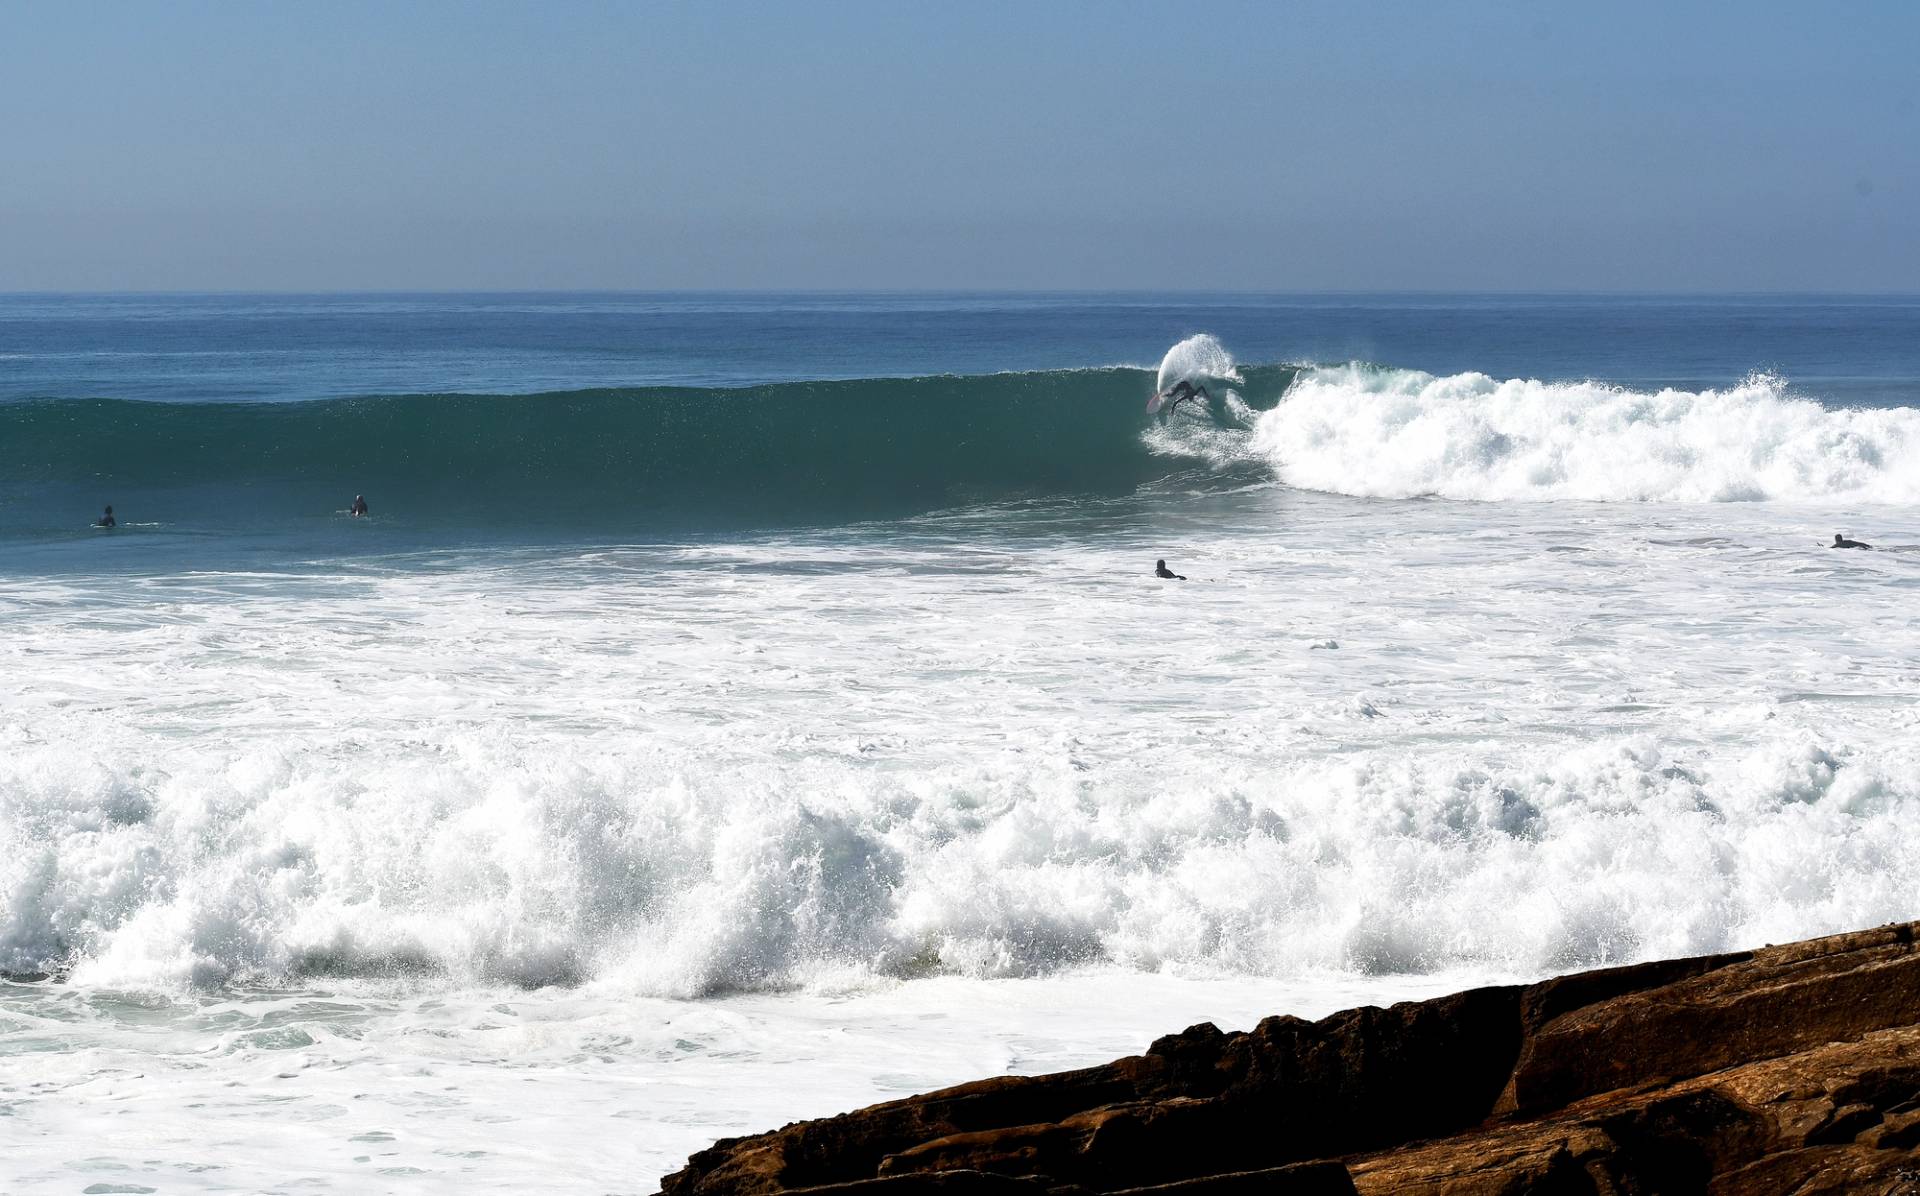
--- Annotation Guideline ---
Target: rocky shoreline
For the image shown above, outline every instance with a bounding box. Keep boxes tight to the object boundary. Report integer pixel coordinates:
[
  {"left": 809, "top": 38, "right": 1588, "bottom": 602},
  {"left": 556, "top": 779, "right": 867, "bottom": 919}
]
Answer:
[{"left": 660, "top": 923, "right": 1920, "bottom": 1194}]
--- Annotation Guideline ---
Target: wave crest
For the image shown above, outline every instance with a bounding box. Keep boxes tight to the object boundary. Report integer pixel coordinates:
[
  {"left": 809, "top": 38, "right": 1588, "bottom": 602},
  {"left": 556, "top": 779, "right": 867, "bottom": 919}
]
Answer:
[
  {"left": 1255, "top": 367, "right": 1920, "bottom": 503},
  {"left": 1156, "top": 333, "right": 1243, "bottom": 394},
  {"left": 5, "top": 732, "right": 1917, "bottom": 994},
  {"left": 0, "top": 371, "right": 1173, "bottom": 535}
]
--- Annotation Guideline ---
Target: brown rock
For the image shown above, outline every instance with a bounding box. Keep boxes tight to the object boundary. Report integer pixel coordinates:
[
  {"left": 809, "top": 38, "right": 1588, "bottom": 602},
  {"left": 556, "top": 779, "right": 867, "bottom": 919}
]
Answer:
[
  {"left": 1495, "top": 923, "right": 1920, "bottom": 1117},
  {"left": 659, "top": 922, "right": 1920, "bottom": 1196}
]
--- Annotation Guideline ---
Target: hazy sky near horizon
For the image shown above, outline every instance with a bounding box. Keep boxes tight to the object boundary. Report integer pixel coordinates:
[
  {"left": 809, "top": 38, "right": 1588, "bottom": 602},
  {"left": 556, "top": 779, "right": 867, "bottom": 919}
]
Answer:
[{"left": 3, "top": 1, "right": 1916, "bottom": 291}]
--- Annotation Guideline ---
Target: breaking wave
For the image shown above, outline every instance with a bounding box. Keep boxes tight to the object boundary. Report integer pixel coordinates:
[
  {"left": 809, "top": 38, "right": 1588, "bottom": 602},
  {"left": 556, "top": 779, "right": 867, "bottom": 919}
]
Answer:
[
  {"left": 7, "top": 345, "right": 1915, "bottom": 544},
  {"left": 0, "top": 365, "right": 1301, "bottom": 537},
  {"left": 4, "top": 729, "right": 1917, "bottom": 995},
  {"left": 1256, "top": 366, "right": 1920, "bottom": 503},
  {"left": 1155, "top": 332, "right": 1244, "bottom": 394}
]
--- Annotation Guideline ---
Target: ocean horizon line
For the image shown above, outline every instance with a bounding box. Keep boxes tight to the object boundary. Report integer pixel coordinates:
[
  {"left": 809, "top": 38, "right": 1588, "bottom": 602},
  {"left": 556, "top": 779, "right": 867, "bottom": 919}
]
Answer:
[{"left": 5, "top": 287, "right": 1920, "bottom": 300}]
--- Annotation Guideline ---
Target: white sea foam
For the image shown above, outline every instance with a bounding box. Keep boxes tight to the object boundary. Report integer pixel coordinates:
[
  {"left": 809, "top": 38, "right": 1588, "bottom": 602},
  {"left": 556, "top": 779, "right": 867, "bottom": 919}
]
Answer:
[
  {"left": 0, "top": 968, "right": 1471, "bottom": 1193},
  {"left": 1155, "top": 333, "right": 1244, "bottom": 394},
  {"left": 8, "top": 476, "right": 1920, "bottom": 1193},
  {"left": 6, "top": 498, "right": 1920, "bottom": 997},
  {"left": 1254, "top": 366, "right": 1920, "bottom": 502},
  {"left": 7, "top": 724, "right": 1916, "bottom": 999}
]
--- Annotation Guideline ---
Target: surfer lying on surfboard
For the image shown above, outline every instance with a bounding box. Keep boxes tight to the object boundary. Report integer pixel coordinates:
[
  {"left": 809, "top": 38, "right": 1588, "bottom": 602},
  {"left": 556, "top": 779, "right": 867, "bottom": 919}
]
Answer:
[{"left": 1147, "top": 380, "right": 1209, "bottom": 416}]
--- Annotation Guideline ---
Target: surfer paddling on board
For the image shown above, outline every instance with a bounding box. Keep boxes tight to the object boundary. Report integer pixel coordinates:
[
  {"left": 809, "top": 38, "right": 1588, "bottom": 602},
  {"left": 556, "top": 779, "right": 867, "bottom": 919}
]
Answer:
[
  {"left": 1147, "top": 380, "right": 1209, "bottom": 417},
  {"left": 1155, "top": 559, "right": 1186, "bottom": 580}
]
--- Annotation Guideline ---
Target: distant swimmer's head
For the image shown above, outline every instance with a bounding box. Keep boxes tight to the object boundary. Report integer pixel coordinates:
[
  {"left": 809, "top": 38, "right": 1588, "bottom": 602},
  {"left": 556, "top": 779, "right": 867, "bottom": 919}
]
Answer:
[
  {"left": 1156, "top": 559, "right": 1167, "bottom": 569},
  {"left": 104, "top": 505, "right": 113, "bottom": 516},
  {"left": 1835, "top": 533, "right": 1845, "bottom": 545}
]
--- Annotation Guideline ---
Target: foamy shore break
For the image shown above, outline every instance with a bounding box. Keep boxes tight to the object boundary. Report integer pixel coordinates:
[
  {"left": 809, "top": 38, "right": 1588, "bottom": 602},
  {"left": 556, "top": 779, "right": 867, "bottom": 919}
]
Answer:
[{"left": 661, "top": 922, "right": 1920, "bottom": 1194}]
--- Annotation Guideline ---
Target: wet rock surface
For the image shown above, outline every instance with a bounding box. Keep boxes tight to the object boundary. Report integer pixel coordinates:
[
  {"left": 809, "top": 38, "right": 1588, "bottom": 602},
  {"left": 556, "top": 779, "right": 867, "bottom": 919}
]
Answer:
[{"left": 661, "top": 924, "right": 1920, "bottom": 1195}]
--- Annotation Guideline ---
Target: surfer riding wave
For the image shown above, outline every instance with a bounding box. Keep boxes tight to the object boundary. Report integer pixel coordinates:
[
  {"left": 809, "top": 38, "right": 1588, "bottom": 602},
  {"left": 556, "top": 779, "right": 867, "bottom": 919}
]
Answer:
[{"left": 1147, "top": 380, "right": 1209, "bottom": 417}]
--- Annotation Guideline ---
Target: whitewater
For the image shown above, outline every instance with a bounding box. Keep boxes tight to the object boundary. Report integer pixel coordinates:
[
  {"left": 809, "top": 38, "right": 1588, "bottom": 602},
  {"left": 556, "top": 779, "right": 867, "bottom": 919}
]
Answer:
[{"left": 5, "top": 295, "right": 1920, "bottom": 1193}]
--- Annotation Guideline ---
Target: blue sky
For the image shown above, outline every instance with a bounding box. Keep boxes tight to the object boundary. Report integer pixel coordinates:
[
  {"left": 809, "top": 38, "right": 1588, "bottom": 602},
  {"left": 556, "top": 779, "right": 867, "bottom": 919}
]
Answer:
[{"left": 3, "top": 1, "right": 1915, "bottom": 290}]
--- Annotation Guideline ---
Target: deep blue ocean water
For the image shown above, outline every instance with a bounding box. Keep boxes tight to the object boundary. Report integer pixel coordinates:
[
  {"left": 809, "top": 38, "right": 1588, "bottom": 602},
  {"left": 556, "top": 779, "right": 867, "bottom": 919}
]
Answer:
[
  {"left": 3, "top": 292, "right": 1919, "bottom": 567},
  {"left": 7, "top": 292, "right": 1920, "bottom": 401},
  {"left": 8, "top": 294, "right": 1920, "bottom": 1193}
]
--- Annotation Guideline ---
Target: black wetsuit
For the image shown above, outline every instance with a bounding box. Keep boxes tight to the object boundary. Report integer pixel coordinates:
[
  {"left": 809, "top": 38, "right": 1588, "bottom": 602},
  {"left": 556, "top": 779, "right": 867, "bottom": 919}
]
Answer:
[
  {"left": 1155, "top": 561, "right": 1186, "bottom": 580},
  {"left": 1160, "top": 381, "right": 1209, "bottom": 415},
  {"left": 350, "top": 498, "right": 369, "bottom": 517},
  {"left": 96, "top": 510, "right": 115, "bottom": 528},
  {"left": 1832, "top": 535, "right": 1871, "bottom": 550}
]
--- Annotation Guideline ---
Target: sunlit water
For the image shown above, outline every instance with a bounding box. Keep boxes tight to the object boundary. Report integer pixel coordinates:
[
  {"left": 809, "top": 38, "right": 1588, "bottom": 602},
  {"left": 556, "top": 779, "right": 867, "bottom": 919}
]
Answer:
[
  {"left": 8, "top": 487, "right": 1920, "bottom": 1191},
  {"left": 6, "top": 294, "right": 1920, "bottom": 1192}
]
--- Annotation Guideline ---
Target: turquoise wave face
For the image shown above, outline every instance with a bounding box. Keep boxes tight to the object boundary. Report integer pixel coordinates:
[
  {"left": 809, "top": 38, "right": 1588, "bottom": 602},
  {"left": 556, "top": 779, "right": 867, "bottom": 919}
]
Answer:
[{"left": 0, "top": 367, "right": 1297, "bottom": 541}]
